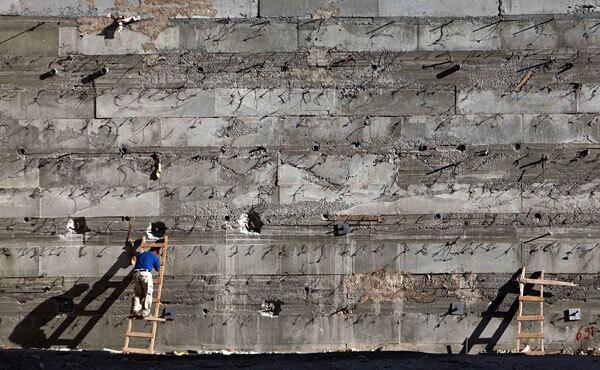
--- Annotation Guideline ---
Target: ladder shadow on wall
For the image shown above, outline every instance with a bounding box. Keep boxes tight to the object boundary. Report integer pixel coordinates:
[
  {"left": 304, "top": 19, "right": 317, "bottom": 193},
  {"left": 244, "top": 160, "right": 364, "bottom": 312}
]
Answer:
[
  {"left": 8, "top": 240, "right": 140, "bottom": 349},
  {"left": 460, "top": 269, "right": 549, "bottom": 354}
]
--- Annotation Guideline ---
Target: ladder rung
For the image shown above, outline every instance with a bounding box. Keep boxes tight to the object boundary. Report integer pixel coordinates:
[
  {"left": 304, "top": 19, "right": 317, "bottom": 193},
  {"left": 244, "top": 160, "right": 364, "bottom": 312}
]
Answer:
[
  {"left": 123, "top": 347, "right": 153, "bottom": 354},
  {"left": 518, "top": 315, "right": 544, "bottom": 321},
  {"left": 517, "top": 332, "right": 544, "bottom": 339},
  {"left": 141, "top": 242, "right": 167, "bottom": 248},
  {"left": 126, "top": 331, "right": 154, "bottom": 338},
  {"left": 519, "top": 277, "right": 577, "bottom": 287},
  {"left": 523, "top": 350, "right": 546, "bottom": 356},
  {"left": 129, "top": 315, "right": 166, "bottom": 322},
  {"left": 519, "top": 295, "right": 544, "bottom": 302}
]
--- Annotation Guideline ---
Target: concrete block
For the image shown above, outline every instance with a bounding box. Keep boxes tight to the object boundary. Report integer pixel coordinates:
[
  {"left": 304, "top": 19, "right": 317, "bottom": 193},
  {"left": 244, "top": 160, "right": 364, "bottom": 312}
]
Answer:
[
  {"left": 38, "top": 157, "right": 151, "bottom": 188},
  {"left": 0, "top": 0, "right": 96, "bottom": 16},
  {"left": 216, "top": 89, "right": 336, "bottom": 116},
  {"left": 579, "top": 84, "right": 600, "bottom": 113},
  {"left": 380, "top": 0, "right": 499, "bottom": 17},
  {"left": 38, "top": 119, "right": 89, "bottom": 150},
  {"left": 337, "top": 89, "right": 454, "bottom": 116},
  {"left": 419, "top": 19, "right": 501, "bottom": 51},
  {"left": 564, "top": 19, "right": 600, "bottom": 49},
  {"left": 299, "top": 20, "right": 418, "bottom": 52},
  {"left": 39, "top": 245, "right": 131, "bottom": 277},
  {"left": 89, "top": 118, "right": 161, "bottom": 150},
  {"left": 0, "top": 20, "right": 58, "bottom": 56},
  {"left": 457, "top": 88, "right": 576, "bottom": 114},
  {"left": 321, "top": 184, "right": 522, "bottom": 215},
  {"left": 402, "top": 115, "right": 523, "bottom": 147},
  {"left": 407, "top": 242, "right": 520, "bottom": 274},
  {"left": 281, "top": 116, "right": 398, "bottom": 147},
  {"left": 523, "top": 114, "right": 600, "bottom": 144},
  {"left": 160, "top": 157, "right": 221, "bottom": 186},
  {"left": 522, "top": 182, "right": 600, "bottom": 214},
  {"left": 226, "top": 240, "right": 353, "bottom": 274},
  {"left": 1, "top": 119, "right": 89, "bottom": 152},
  {"left": 159, "top": 186, "right": 230, "bottom": 217},
  {"left": 0, "top": 247, "right": 39, "bottom": 277},
  {"left": 180, "top": 22, "right": 297, "bottom": 52},
  {"left": 0, "top": 189, "right": 39, "bottom": 218},
  {"left": 39, "top": 187, "right": 160, "bottom": 217},
  {"left": 0, "top": 116, "right": 40, "bottom": 152},
  {"left": 501, "top": 0, "right": 600, "bottom": 15},
  {"left": 213, "top": 0, "right": 258, "bottom": 17},
  {"left": 259, "top": 0, "right": 379, "bottom": 17},
  {"left": 0, "top": 157, "right": 38, "bottom": 188},
  {"left": 168, "top": 243, "right": 224, "bottom": 275},
  {"left": 59, "top": 26, "right": 179, "bottom": 55},
  {"left": 96, "top": 89, "right": 215, "bottom": 118},
  {"left": 500, "top": 20, "right": 561, "bottom": 51},
  {"left": 161, "top": 117, "right": 280, "bottom": 148},
  {"left": 522, "top": 242, "right": 600, "bottom": 273},
  {"left": 280, "top": 154, "right": 397, "bottom": 189},
  {"left": 0, "top": 89, "right": 95, "bottom": 119}
]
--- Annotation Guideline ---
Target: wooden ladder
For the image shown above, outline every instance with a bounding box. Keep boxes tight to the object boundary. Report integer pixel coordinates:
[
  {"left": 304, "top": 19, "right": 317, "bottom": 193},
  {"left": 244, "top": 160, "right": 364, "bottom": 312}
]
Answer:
[
  {"left": 516, "top": 268, "right": 577, "bottom": 355},
  {"left": 122, "top": 236, "right": 169, "bottom": 354}
]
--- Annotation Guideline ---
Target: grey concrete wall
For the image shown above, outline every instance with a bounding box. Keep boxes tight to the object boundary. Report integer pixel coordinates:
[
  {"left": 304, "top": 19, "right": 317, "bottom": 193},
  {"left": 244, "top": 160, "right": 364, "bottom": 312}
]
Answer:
[{"left": 2, "top": 0, "right": 600, "bottom": 355}]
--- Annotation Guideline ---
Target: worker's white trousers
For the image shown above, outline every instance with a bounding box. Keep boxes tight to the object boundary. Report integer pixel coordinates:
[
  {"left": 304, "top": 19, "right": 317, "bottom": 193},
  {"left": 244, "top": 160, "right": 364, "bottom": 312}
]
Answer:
[{"left": 132, "top": 271, "right": 153, "bottom": 316}]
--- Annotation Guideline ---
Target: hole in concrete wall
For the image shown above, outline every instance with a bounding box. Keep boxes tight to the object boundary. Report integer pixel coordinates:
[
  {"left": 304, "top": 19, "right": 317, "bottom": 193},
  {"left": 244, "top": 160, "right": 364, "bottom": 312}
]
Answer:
[
  {"left": 418, "top": 144, "right": 428, "bottom": 151},
  {"left": 534, "top": 212, "right": 542, "bottom": 220},
  {"left": 220, "top": 146, "right": 226, "bottom": 154},
  {"left": 43, "top": 286, "right": 51, "bottom": 292},
  {"left": 224, "top": 215, "right": 230, "bottom": 221},
  {"left": 313, "top": 144, "right": 320, "bottom": 151},
  {"left": 457, "top": 144, "right": 466, "bottom": 152},
  {"left": 197, "top": 66, "right": 204, "bottom": 73},
  {"left": 119, "top": 146, "right": 128, "bottom": 154},
  {"left": 322, "top": 213, "right": 329, "bottom": 220},
  {"left": 68, "top": 217, "right": 90, "bottom": 234},
  {"left": 514, "top": 143, "right": 521, "bottom": 151},
  {"left": 352, "top": 141, "right": 360, "bottom": 148},
  {"left": 246, "top": 210, "right": 264, "bottom": 234},
  {"left": 202, "top": 308, "right": 208, "bottom": 315},
  {"left": 434, "top": 213, "right": 442, "bottom": 220},
  {"left": 577, "top": 148, "right": 589, "bottom": 159},
  {"left": 18, "top": 148, "right": 25, "bottom": 155},
  {"left": 23, "top": 217, "right": 30, "bottom": 222},
  {"left": 122, "top": 216, "right": 130, "bottom": 222},
  {"left": 304, "top": 287, "right": 310, "bottom": 293},
  {"left": 147, "top": 222, "right": 166, "bottom": 239},
  {"left": 280, "top": 65, "right": 289, "bottom": 72},
  {"left": 260, "top": 300, "right": 283, "bottom": 317},
  {"left": 371, "top": 64, "right": 378, "bottom": 70}
]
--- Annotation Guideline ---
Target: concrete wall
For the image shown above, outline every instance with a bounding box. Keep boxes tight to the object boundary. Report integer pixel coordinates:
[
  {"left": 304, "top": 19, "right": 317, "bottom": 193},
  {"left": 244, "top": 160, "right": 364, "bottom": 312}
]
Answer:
[{"left": 2, "top": 0, "right": 600, "bottom": 354}]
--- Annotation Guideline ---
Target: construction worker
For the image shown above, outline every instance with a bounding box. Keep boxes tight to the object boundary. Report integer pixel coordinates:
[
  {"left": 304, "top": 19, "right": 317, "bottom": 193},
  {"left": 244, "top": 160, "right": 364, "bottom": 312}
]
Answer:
[{"left": 131, "top": 247, "right": 161, "bottom": 317}]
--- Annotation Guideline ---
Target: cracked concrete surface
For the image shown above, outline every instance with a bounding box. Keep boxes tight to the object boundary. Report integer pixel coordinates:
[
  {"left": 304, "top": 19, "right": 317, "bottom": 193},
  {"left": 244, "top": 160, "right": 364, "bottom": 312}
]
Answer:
[{"left": 2, "top": 0, "right": 600, "bottom": 356}]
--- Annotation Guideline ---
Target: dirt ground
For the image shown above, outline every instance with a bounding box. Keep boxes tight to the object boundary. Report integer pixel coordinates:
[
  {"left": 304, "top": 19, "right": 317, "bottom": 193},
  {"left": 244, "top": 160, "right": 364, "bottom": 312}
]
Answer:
[{"left": 2, "top": 349, "right": 600, "bottom": 370}]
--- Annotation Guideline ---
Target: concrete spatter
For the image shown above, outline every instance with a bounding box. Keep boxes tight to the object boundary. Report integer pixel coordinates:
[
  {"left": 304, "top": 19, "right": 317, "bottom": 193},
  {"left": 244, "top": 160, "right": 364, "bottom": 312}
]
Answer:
[{"left": 3, "top": 0, "right": 600, "bottom": 355}]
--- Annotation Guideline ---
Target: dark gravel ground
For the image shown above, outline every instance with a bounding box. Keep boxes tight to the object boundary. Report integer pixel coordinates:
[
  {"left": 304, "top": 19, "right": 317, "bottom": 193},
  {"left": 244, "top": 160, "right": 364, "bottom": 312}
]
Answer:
[{"left": 2, "top": 349, "right": 600, "bottom": 370}]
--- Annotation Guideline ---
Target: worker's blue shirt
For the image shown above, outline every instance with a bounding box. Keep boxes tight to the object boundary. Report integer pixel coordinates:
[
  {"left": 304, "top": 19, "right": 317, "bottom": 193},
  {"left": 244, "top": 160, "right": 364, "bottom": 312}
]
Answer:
[{"left": 134, "top": 251, "right": 160, "bottom": 272}]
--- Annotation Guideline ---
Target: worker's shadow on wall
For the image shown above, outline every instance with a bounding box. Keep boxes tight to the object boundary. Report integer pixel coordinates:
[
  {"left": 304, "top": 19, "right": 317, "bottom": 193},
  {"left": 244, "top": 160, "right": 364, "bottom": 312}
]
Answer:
[
  {"left": 460, "top": 269, "right": 547, "bottom": 354},
  {"left": 8, "top": 240, "right": 140, "bottom": 349}
]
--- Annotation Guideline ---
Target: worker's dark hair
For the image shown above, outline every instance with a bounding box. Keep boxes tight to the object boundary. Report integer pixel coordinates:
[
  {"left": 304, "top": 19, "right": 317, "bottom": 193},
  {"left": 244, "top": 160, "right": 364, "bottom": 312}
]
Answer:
[{"left": 150, "top": 247, "right": 161, "bottom": 254}]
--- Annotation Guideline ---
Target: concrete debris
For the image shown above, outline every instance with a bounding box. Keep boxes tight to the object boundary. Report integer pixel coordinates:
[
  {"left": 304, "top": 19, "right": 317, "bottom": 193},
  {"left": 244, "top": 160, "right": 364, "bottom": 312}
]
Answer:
[{"left": 260, "top": 300, "right": 283, "bottom": 317}]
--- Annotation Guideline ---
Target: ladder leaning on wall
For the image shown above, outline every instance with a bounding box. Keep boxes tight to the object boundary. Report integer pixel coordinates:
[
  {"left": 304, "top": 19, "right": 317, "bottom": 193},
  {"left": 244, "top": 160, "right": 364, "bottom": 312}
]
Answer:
[
  {"left": 516, "top": 268, "right": 577, "bottom": 355},
  {"left": 122, "top": 236, "right": 169, "bottom": 354}
]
